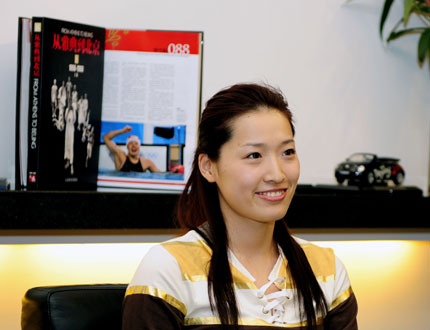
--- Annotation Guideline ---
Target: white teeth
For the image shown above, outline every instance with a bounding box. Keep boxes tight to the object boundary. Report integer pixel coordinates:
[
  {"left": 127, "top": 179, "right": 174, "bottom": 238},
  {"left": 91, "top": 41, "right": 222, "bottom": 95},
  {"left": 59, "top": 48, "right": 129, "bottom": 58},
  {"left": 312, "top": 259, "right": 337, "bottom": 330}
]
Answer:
[{"left": 260, "top": 190, "right": 284, "bottom": 197}]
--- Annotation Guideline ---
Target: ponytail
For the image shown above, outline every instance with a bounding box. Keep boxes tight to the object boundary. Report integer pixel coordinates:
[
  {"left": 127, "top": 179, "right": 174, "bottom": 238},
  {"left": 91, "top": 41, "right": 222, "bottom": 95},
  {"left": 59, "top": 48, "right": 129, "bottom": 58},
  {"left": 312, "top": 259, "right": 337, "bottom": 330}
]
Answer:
[{"left": 274, "top": 220, "right": 328, "bottom": 329}]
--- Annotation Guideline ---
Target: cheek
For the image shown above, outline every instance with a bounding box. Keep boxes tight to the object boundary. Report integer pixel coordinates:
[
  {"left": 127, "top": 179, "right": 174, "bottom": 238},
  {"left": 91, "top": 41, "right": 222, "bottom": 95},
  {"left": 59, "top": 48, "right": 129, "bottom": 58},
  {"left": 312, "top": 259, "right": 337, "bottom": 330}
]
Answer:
[
  {"left": 216, "top": 164, "right": 256, "bottom": 192},
  {"left": 286, "top": 159, "right": 300, "bottom": 183},
  {"left": 218, "top": 163, "right": 256, "bottom": 182}
]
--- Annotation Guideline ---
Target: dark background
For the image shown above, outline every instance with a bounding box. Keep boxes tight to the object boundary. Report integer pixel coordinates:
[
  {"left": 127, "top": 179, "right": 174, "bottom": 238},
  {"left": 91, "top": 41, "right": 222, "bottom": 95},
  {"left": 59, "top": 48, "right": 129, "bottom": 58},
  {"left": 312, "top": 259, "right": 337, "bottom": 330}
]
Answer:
[{"left": 1, "top": 185, "right": 428, "bottom": 230}]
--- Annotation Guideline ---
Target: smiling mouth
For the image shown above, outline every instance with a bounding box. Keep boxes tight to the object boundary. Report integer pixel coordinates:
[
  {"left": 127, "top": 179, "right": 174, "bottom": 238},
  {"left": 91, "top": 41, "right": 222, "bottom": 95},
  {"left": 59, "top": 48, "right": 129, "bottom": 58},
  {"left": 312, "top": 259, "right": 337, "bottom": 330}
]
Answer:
[{"left": 256, "top": 189, "right": 287, "bottom": 200}]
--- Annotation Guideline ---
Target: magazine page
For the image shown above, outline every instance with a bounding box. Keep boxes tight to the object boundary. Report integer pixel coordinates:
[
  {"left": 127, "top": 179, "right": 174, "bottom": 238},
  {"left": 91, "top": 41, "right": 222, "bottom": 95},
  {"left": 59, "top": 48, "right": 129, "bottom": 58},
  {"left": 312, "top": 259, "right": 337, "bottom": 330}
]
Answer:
[{"left": 98, "top": 29, "right": 203, "bottom": 191}]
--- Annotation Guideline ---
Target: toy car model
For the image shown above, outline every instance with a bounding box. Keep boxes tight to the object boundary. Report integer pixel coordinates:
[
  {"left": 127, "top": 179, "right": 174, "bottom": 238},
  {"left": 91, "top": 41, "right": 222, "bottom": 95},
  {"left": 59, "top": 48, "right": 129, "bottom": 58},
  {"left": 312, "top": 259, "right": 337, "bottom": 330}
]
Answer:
[{"left": 334, "top": 153, "right": 405, "bottom": 186}]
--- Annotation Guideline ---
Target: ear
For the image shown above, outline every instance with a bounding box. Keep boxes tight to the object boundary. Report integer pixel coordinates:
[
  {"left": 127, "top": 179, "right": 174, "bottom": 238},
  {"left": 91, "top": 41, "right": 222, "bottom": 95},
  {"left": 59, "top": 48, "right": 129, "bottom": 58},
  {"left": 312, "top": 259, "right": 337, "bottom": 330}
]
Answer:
[{"left": 198, "top": 153, "right": 217, "bottom": 183}]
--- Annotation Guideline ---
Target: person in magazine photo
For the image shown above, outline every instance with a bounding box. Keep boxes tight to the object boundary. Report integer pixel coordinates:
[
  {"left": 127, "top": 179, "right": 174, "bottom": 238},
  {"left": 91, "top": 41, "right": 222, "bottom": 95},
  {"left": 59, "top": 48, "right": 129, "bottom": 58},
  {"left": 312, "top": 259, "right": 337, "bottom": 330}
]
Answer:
[
  {"left": 51, "top": 79, "right": 58, "bottom": 117},
  {"left": 77, "top": 93, "right": 89, "bottom": 131},
  {"left": 83, "top": 124, "right": 95, "bottom": 168},
  {"left": 122, "top": 83, "right": 358, "bottom": 330},
  {"left": 50, "top": 75, "right": 96, "bottom": 177},
  {"left": 64, "top": 105, "right": 77, "bottom": 175},
  {"left": 53, "top": 80, "right": 67, "bottom": 131},
  {"left": 65, "top": 76, "right": 73, "bottom": 105},
  {"left": 103, "top": 125, "right": 162, "bottom": 173}
]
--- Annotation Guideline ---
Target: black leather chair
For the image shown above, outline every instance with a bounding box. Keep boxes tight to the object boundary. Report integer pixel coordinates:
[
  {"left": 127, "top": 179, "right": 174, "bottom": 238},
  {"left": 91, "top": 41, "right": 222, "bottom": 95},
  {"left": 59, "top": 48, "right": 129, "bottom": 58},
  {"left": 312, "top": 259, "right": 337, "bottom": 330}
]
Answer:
[{"left": 21, "top": 284, "right": 127, "bottom": 330}]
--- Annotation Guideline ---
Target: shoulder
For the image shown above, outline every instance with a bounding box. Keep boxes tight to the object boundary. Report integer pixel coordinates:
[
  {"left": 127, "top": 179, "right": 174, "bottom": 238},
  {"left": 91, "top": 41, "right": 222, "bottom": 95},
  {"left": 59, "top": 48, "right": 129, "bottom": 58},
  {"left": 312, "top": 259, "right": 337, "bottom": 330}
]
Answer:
[
  {"left": 126, "top": 230, "right": 211, "bottom": 316},
  {"left": 139, "top": 157, "right": 150, "bottom": 165},
  {"left": 294, "top": 237, "right": 357, "bottom": 313},
  {"left": 293, "top": 236, "right": 336, "bottom": 278},
  {"left": 138, "top": 230, "right": 209, "bottom": 263},
  {"left": 293, "top": 236, "right": 354, "bottom": 305},
  {"left": 159, "top": 230, "right": 212, "bottom": 280},
  {"left": 128, "top": 229, "right": 211, "bottom": 290},
  {"left": 140, "top": 157, "right": 156, "bottom": 167},
  {"left": 113, "top": 148, "right": 127, "bottom": 161}
]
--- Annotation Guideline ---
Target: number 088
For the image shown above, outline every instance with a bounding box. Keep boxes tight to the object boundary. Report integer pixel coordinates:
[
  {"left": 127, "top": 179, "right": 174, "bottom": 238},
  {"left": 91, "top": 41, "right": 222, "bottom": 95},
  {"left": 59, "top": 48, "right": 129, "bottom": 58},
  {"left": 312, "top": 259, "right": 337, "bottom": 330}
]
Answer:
[{"left": 167, "top": 43, "right": 190, "bottom": 55}]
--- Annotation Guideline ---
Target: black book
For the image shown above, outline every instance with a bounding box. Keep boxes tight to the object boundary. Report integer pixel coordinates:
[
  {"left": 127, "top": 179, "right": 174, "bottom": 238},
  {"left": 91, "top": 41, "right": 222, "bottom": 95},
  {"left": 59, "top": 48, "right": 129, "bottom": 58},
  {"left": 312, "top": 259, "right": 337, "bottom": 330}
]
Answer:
[{"left": 16, "top": 17, "right": 105, "bottom": 190}]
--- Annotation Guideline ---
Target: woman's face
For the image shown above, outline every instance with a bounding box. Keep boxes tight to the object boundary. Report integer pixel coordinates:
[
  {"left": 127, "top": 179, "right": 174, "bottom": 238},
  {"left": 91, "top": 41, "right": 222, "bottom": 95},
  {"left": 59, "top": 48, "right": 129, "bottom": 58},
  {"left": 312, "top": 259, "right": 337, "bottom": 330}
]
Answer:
[
  {"left": 127, "top": 141, "right": 140, "bottom": 157},
  {"left": 200, "top": 107, "right": 300, "bottom": 227}
]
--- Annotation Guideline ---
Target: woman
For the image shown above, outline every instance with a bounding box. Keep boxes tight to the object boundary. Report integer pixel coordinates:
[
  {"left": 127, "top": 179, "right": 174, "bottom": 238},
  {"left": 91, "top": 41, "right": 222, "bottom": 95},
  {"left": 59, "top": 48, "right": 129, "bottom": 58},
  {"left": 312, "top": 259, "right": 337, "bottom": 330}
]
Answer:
[
  {"left": 122, "top": 83, "right": 358, "bottom": 329},
  {"left": 64, "top": 106, "right": 76, "bottom": 175},
  {"left": 103, "top": 125, "right": 161, "bottom": 173}
]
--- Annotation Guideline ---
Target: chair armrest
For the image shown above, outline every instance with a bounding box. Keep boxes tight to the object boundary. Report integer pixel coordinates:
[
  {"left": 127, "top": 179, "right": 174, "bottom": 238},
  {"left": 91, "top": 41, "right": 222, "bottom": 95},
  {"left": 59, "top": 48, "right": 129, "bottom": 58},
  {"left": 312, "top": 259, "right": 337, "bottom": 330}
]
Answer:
[{"left": 21, "top": 284, "right": 127, "bottom": 330}]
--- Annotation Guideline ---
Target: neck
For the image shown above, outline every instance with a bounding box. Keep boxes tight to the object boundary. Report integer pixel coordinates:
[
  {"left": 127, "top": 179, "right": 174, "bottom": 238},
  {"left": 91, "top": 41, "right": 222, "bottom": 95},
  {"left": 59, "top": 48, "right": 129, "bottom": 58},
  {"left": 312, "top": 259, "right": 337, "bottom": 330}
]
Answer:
[
  {"left": 224, "top": 217, "right": 279, "bottom": 286},
  {"left": 224, "top": 216, "right": 277, "bottom": 261},
  {"left": 128, "top": 154, "right": 139, "bottom": 162}
]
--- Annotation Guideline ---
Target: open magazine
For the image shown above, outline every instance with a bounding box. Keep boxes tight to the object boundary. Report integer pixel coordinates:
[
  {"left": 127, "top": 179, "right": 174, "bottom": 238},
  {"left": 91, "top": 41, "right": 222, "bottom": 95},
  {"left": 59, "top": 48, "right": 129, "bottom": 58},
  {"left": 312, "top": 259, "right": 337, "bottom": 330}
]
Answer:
[{"left": 97, "top": 29, "right": 203, "bottom": 192}]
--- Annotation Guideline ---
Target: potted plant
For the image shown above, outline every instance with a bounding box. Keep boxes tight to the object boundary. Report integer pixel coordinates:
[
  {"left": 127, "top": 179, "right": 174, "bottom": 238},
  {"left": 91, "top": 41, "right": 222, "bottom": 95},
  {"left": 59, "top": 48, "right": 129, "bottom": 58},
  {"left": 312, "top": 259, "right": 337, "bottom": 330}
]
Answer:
[{"left": 380, "top": 0, "right": 430, "bottom": 69}]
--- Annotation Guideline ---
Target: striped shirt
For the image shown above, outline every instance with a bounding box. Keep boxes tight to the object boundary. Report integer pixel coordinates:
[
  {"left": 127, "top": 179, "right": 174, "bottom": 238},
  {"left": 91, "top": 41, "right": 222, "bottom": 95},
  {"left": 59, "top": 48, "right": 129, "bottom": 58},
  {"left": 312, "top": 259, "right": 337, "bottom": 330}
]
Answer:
[{"left": 123, "top": 229, "right": 358, "bottom": 329}]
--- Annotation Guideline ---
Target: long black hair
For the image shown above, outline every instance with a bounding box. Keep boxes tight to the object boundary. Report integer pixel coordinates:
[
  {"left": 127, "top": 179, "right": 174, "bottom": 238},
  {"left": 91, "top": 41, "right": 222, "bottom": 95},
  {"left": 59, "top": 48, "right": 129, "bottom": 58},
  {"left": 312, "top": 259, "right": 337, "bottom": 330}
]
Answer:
[{"left": 176, "top": 83, "right": 327, "bottom": 329}]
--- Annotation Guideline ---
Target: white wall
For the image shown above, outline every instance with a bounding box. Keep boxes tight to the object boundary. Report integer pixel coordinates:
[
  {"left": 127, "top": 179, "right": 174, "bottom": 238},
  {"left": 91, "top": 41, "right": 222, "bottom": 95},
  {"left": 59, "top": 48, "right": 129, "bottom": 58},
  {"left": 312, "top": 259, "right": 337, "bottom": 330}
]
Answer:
[{"left": 1, "top": 0, "right": 429, "bottom": 193}]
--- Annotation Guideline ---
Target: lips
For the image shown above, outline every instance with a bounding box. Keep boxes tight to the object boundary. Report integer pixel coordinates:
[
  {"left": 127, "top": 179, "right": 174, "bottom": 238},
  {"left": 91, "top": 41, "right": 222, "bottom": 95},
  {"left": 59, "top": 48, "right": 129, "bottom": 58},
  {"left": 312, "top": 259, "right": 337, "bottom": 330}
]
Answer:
[{"left": 256, "top": 189, "right": 287, "bottom": 201}]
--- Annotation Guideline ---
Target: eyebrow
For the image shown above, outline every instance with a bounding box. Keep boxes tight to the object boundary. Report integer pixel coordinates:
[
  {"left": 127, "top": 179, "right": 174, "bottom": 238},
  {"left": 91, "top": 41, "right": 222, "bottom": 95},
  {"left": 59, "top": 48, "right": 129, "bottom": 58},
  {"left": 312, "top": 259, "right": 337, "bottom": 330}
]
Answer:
[{"left": 241, "top": 139, "right": 295, "bottom": 148}]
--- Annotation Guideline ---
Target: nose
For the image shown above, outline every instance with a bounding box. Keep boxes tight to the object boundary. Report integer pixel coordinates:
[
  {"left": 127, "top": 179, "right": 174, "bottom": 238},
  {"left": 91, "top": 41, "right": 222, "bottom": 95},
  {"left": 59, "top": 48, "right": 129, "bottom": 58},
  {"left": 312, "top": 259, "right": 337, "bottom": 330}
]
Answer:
[{"left": 263, "top": 156, "right": 286, "bottom": 184}]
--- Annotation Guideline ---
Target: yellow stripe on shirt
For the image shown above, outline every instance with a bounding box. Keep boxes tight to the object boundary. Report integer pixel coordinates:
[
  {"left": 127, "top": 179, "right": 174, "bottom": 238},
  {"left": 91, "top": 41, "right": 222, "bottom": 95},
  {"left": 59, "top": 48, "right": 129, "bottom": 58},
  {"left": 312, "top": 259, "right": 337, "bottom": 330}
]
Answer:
[
  {"left": 184, "top": 316, "right": 324, "bottom": 327},
  {"left": 329, "top": 286, "right": 353, "bottom": 311},
  {"left": 126, "top": 285, "right": 187, "bottom": 315}
]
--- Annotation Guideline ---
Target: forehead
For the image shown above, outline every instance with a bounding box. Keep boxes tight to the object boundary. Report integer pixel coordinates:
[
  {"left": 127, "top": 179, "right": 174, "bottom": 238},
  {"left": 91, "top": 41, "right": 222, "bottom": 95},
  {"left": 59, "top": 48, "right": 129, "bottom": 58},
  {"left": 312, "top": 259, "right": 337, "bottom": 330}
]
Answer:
[
  {"left": 127, "top": 140, "right": 140, "bottom": 146},
  {"left": 229, "top": 107, "right": 293, "bottom": 138}
]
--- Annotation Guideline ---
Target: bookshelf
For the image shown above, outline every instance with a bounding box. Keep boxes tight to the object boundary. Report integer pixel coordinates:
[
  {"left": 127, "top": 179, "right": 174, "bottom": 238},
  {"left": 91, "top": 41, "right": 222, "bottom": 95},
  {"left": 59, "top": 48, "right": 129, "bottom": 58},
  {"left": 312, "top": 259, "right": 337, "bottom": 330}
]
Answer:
[{"left": 1, "top": 185, "right": 428, "bottom": 230}]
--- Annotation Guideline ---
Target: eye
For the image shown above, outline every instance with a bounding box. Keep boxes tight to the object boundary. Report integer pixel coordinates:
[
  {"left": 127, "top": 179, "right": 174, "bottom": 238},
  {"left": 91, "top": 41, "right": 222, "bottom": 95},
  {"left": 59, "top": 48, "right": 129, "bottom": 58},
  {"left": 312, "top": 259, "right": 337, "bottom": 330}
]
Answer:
[
  {"left": 283, "top": 148, "right": 295, "bottom": 156},
  {"left": 246, "top": 152, "right": 261, "bottom": 159}
]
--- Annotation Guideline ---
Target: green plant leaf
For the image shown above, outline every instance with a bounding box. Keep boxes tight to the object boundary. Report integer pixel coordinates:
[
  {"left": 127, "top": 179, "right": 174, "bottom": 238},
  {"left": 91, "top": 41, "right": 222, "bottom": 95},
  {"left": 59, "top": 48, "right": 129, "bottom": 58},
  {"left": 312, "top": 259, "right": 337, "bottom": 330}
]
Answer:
[
  {"left": 404, "top": 0, "right": 415, "bottom": 26},
  {"left": 387, "top": 27, "right": 426, "bottom": 42},
  {"left": 417, "top": 28, "right": 430, "bottom": 66},
  {"left": 380, "top": 0, "right": 395, "bottom": 38},
  {"left": 416, "top": 4, "right": 430, "bottom": 17}
]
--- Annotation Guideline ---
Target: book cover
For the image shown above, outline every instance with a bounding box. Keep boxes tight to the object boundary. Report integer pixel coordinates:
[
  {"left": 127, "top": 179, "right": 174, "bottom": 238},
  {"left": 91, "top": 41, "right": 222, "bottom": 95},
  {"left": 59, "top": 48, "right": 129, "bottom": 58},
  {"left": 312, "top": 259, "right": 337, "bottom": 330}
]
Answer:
[
  {"left": 97, "top": 29, "right": 203, "bottom": 192},
  {"left": 24, "top": 17, "right": 105, "bottom": 190}
]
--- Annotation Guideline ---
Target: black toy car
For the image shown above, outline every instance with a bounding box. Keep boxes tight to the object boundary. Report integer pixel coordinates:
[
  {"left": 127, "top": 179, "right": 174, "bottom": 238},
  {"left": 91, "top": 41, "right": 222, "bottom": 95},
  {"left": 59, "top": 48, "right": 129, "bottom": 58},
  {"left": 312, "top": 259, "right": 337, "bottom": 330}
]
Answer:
[{"left": 335, "top": 153, "right": 405, "bottom": 186}]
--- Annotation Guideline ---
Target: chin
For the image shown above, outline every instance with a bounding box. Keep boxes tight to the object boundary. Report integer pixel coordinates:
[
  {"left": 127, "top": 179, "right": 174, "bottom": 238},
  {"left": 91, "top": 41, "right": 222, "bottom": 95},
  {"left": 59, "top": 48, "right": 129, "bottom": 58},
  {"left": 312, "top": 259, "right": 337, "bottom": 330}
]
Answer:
[
  {"left": 258, "top": 202, "right": 291, "bottom": 220},
  {"left": 254, "top": 210, "right": 288, "bottom": 223}
]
